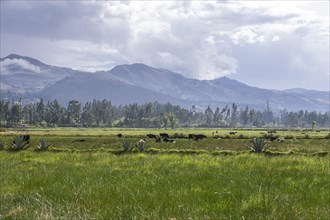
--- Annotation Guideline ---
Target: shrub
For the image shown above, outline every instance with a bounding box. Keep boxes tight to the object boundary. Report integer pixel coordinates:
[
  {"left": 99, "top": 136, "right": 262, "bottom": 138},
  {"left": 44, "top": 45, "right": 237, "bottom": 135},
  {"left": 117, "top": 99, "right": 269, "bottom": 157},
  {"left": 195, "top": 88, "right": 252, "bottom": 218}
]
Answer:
[
  {"left": 35, "top": 138, "right": 51, "bottom": 151},
  {"left": 120, "top": 140, "right": 132, "bottom": 152},
  {"left": 250, "top": 138, "right": 269, "bottom": 153},
  {"left": 8, "top": 136, "right": 30, "bottom": 151},
  {"left": 238, "top": 134, "right": 246, "bottom": 139},
  {"left": 135, "top": 139, "right": 147, "bottom": 152},
  {"left": 173, "top": 133, "right": 186, "bottom": 139},
  {"left": 284, "top": 135, "right": 295, "bottom": 139},
  {"left": 0, "top": 142, "right": 5, "bottom": 150},
  {"left": 324, "top": 133, "right": 330, "bottom": 139}
]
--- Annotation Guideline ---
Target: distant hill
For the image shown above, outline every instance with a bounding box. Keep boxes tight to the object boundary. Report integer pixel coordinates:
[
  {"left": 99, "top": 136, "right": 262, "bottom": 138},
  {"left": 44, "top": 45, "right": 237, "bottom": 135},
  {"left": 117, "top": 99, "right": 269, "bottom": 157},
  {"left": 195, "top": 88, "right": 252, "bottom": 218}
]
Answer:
[{"left": 1, "top": 54, "right": 329, "bottom": 111}]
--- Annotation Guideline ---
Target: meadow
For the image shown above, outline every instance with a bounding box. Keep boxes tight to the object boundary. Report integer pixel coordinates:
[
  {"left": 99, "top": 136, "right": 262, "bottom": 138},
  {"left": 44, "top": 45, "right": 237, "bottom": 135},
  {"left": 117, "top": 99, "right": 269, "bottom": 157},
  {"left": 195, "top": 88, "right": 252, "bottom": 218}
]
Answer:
[{"left": 0, "top": 128, "right": 329, "bottom": 219}]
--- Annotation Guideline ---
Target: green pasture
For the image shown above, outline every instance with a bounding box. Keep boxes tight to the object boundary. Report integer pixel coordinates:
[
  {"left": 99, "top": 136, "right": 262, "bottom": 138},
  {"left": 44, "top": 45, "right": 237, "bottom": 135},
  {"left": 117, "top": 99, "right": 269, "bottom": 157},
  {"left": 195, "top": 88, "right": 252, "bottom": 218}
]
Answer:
[
  {"left": 0, "top": 127, "right": 329, "bottom": 153},
  {"left": 0, "top": 128, "right": 329, "bottom": 219},
  {"left": 1, "top": 127, "right": 329, "bottom": 138},
  {"left": 0, "top": 152, "right": 329, "bottom": 219}
]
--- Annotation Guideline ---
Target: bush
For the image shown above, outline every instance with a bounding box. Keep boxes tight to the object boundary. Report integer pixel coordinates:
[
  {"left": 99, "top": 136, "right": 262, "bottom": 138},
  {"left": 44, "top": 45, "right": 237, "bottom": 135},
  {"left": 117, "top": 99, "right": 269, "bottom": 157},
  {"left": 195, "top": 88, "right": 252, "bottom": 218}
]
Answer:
[
  {"left": 250, "top": 138, "right": 269, "bottom": 153},
  {"left": 324, "top": 133, "right": 330, "bottom": 139},
  {"left": 35, "top": 138, "right": 51, "bottom": 151},
  {"left": 285, "top": 135, "right": 295, "bottom": 139},
  {"left": 135, "top": 139, "right": 147, "bottom": 152},
  {"left": 238, "top": 134, "right": 246, "bottom": 139},
  {"left": 0, "top": 142, "right": 5, "bottom": 150},
  {"left": 8, "top": 136, "right": 30, "bottom": 151},
  {"left": 173, "top": 133, "right": 186, "bottom": 139},
  {"left": 120, "top": 140, "right": 132, "bottom": 152}
]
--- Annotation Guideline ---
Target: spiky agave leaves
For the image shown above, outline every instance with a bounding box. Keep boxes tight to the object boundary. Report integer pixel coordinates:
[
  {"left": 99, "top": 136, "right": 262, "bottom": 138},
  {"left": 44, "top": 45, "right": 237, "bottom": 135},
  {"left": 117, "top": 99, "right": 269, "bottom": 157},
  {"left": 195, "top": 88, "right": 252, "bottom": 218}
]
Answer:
[
  {"left": 250, "top": 138, "right": 270, "bottom": 153},
  {"left": 135, "top": 139, "right": 147, "bottom": 152},
  {"left": 35, "top": 138, "right": 51, "bottom": 151},
  {"left": 121, "top": 140, "right": 132, "bottom": 152},
  {"left": 9, "top": 136, "right": 30, "bottom": 151}
]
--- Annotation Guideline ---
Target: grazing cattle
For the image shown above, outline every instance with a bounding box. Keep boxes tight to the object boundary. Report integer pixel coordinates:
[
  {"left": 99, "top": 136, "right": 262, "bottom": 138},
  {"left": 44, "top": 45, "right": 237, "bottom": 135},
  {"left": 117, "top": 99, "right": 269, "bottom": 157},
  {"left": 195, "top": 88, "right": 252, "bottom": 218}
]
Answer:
[
  {"left": 117, "top": 133, "right": 123, "bottom": 138},
  {"left": 193, "top": 134, "right": 207, "bottom": 141},
  {"left": 268, "top": 130, "right": 277, "bottom": 134},
  {"left": 188, "top": 134, "right": 207, "bottom": 141},
  {"left": 71, "top": 139, "right": 86, "bottom": 143},
  {"left": 160, "top": 133, "right": 170, "bottom": 139},
  {"left": 229, "top": 131, "right": 237, "bottom": 135},
  {"left": 163, "top": 137, "right": 176, "bottom": 143},
  {"left": 155, "top": 137, "right": 161, "bottom": 142},
  {"left": 146, "top": 134, "right": 157, "bottom": 139}
]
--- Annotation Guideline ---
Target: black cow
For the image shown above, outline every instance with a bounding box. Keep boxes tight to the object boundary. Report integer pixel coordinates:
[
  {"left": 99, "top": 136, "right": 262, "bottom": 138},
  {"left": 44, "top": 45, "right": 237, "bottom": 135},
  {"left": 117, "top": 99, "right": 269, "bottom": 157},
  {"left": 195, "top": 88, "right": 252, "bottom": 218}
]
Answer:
[
  {"left": 117, "top": 133, "right": 123, "bottom": 138},
  {"left": 229, "top": 131, "right": 237, "bottom": 135},
  {"left": 146, "top": 134, "right": 157, "bottom": 139},
  {"left": 160, "top": 133, "right": 170, "bottom": 138},
  {"left": 188, "top": 134, "right": 207, "bottom": 141},
  {"left": 188, "top": 134, "right": 194, "bottom": 140},
  {"left": 193, "top": 134, "right": 207, "bottom": 141},
  {"left": 163, "top": 137, "right": 176, "bottom": 143}
]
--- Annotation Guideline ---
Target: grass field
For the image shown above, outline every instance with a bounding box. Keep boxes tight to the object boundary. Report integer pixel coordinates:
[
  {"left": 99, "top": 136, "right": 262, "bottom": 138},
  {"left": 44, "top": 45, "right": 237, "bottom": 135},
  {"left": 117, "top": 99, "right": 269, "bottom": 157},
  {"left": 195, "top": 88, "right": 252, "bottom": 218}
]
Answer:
[{"left": 0, "top": 128, "right": 329, "bottom": 219}]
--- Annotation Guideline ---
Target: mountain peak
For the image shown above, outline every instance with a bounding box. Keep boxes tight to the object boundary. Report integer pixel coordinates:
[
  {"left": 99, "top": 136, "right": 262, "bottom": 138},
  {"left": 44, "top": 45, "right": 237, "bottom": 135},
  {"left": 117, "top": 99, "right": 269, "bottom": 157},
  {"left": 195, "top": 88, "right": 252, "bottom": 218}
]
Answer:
[{"left": 1, "top": 54, "right": 48, "bottom": 68}]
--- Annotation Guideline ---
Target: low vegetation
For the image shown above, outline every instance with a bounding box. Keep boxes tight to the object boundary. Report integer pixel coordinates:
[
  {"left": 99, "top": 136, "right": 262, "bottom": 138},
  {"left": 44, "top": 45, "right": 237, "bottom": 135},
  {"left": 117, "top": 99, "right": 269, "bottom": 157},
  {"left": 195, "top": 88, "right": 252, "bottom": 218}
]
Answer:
[
  {"left": 0, "top": 128, "right": 329, "bottom": 219},
  {"left": 0, "top": 152, "right": 328, "bottom": 219},
  {"left": 250, "top": 138, "right": 269, "bottom": 153},
  {"left": 35, "top": 138, "right": 51, "bottom": 151},
  {"left": 7, "top": 136, "right": 30, "bottom": 151}
]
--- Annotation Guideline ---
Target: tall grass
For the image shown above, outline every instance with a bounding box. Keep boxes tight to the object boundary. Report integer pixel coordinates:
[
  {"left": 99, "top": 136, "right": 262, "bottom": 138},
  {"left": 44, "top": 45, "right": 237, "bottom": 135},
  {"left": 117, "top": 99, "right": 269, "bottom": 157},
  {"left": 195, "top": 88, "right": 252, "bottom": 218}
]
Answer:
[{"left": 0, "top": 152, "right": 328, "bottom": 219}]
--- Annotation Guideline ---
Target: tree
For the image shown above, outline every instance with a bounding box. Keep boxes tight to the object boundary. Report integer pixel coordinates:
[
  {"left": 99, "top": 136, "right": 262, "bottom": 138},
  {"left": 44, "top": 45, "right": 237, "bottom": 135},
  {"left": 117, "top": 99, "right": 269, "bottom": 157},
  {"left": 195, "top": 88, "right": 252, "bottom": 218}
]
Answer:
[
  {"left": 162, "top": 114, "right": 169, "bottom": 129},
  {"left": 81, "top": 102, "right": 93, "bottom": 127},
  {"left": 10, "top": 101, "right": 22, "bottom": 126},
  {"left": 204, "top": 106, "right": 214, "bottom": 127},
  {"left": 166, "top": 112, "right": 178, "bottom": 129},
  {"left": 312, "top": 121, "right": 316, "bottom": 131},
  {"left": 230, "top": 103, "right": 238, "bottom": 127},
  {"left": 241, "top": 106, "right": 249, "bottom": 126},
  {"left": 67, "top": 100, "right": 81, "bottom": 125}
]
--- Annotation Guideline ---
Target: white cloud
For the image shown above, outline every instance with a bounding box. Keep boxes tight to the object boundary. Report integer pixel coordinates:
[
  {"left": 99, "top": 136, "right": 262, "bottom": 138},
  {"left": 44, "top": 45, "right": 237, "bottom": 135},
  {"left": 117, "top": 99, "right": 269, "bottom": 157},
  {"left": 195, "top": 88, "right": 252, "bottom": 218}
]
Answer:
[
  {"left": 272, "top": 36, "right": 280, "bottom": 42},
  {"left": 1, "top": 58, "right": 41, "bottom": 74},
  {"left": 1, "top": 1, "right": 329, "bottom": 89}
]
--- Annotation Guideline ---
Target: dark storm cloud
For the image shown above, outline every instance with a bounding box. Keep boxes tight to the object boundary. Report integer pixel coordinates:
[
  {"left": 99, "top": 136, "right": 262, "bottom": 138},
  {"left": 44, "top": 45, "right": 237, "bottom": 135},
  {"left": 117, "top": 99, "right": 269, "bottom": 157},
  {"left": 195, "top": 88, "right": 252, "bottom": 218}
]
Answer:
[{"left": 1, "top": 1, "right": 129, "bottom": 44}]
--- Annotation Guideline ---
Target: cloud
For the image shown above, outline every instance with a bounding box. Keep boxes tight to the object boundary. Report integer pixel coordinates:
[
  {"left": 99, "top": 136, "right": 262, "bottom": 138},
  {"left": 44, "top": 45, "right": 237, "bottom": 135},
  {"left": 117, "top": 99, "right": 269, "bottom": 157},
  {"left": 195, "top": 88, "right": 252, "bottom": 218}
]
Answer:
[
  {"left": 1, "top": 58, "right": 41, "bottom": 74},
  {"left": 0, "top": 1, "right": 329, "bottom": 89}
]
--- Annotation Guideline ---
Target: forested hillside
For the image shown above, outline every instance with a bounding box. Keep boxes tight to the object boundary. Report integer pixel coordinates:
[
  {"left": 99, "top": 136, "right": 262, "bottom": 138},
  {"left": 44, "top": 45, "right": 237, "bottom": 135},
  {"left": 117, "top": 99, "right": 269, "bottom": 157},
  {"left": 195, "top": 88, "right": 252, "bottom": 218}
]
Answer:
[{"left": 1, "top": 99, "right": 328, "bottom": 128}]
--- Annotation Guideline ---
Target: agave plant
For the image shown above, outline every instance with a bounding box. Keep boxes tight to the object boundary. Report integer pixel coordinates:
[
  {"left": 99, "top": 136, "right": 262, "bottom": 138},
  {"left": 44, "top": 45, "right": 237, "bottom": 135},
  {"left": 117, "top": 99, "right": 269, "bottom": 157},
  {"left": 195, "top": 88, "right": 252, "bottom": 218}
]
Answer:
[
  {"left": 135, "top": 139, "right": 147, "bottom": 152},
  {"left": 9, "top": 136, "right": 30, "bottom": 151},
  {"left": 121, "top": 140, "right": 132, "bottom": 152},
  {"left": 250, "top": 138, "right": 269, "bottom": 153},
  {"left": 0, "top": 142, "right": 5, "bottom": 150},
  {"left": 35, "top": 138, "right": 51, "bottom": 151}
]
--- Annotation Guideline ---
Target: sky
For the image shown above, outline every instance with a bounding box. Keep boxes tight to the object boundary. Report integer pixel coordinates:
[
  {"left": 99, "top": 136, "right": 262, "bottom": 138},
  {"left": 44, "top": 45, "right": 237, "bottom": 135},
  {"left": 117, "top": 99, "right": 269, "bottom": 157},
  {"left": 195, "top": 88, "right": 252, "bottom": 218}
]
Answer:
[{"left": 1, "top": 0, "right": 329, "bottom": 91}]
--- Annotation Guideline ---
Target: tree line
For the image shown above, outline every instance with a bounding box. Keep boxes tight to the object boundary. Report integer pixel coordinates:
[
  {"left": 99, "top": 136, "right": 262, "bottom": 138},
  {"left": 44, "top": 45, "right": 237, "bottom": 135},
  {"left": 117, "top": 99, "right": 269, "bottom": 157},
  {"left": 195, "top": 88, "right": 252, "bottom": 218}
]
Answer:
[{"left": 0, "top": 99, "right": 328, "bottom": 129}]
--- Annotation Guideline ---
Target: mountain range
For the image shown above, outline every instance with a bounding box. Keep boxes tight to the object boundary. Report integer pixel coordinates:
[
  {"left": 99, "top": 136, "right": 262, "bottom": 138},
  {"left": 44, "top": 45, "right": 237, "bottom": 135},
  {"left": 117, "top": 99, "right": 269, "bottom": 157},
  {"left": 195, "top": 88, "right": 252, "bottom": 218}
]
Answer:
[{"left": 1, "top": 54, "right": 329, "bottom": 112}]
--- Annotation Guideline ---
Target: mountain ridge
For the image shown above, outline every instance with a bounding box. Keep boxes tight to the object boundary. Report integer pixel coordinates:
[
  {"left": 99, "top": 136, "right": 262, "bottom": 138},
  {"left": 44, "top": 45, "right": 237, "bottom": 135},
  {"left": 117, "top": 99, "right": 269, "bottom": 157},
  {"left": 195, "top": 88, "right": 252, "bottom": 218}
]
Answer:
[{"left": 0, "top": 54, "right": 328, "bottom": 111}]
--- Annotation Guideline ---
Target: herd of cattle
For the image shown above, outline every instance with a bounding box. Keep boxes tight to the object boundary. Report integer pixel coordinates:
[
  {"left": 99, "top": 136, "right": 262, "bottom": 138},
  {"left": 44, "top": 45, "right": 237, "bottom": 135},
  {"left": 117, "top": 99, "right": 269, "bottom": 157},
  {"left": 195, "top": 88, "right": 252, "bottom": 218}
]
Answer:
[
  {"left": 116, "top": 129, "right": 290, "bottom": 143},
  {"left": 117, "top": 131, "right": 245, "bottom": 143},
  {"left": 12, "top": 130, "right": 288, "bottom": 146}
]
